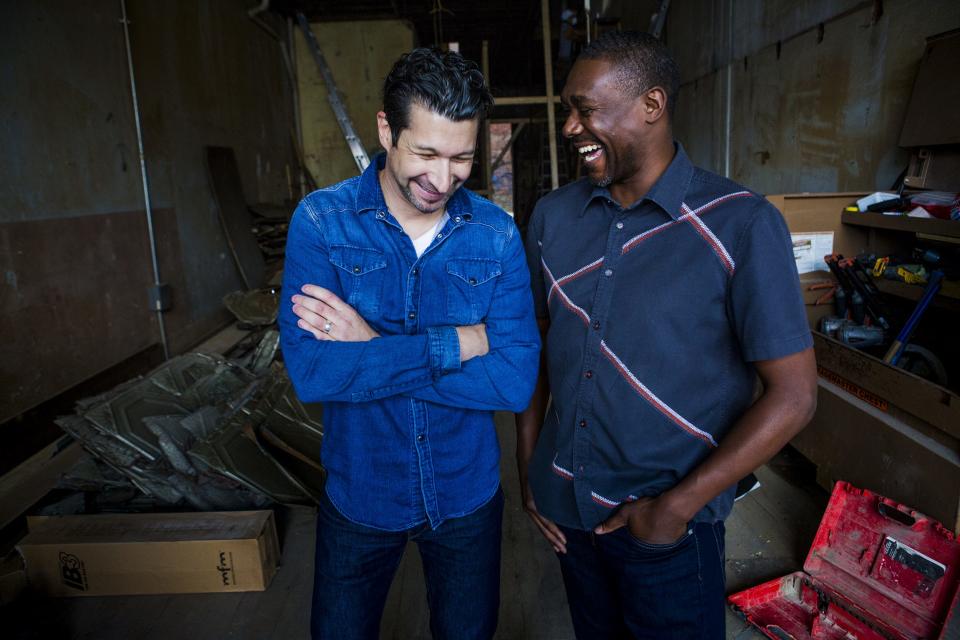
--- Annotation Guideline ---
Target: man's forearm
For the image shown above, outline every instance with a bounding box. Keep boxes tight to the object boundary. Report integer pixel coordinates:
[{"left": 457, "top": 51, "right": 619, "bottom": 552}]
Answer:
[
  {"left": 405, "top": 335, "right": 540, "bottom": 412},
  {"left": 516, "top": 367, "right": 550, "bottom": 467},
  {"left": 515, "top": 324, "right": 551, "bottom": 471},
  {"left": 282, "top": 327, "right": 461, "bottom": 403},
  {"left": 659, "top": 349, "right": 818, "bottom": 522}
]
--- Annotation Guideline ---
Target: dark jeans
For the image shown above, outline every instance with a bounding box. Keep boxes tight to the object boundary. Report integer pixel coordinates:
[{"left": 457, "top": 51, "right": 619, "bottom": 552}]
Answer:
[
  {"left": 556, "top": 521, "right": 726, "bottom": 639},
  {"left": 311, "top": 488, "right": 504, "bottom": 640}
]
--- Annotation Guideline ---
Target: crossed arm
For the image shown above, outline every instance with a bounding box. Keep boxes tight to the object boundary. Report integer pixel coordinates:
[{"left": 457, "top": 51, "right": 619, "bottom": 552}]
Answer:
[
  {"left": 279, "top": 208, "right": 539, "bottom": 411},
  {"left": 291, "top": 285, "right": 489, "bottom": 361}
]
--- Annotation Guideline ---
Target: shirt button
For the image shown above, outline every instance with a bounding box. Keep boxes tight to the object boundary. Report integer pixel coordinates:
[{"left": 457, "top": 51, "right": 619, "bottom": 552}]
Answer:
[
  {"left": 412, "top": 267, "right": 419, "bottom": 276},
  {"left": 376, "top": 211, "right": 385, "bottom": 219},
  {"left": 584, "top": 370, "right": 593, "bottom": 379},
  {"left": 616, "top": 222, "right": 624, "bottom": 230},
  {"left": 579, "top": 419, "right": 586, "bottom": 428},
  {"left": 469, "top": 277, "right": 477, "bottom": 285},
  {"left": 436, "top": 233, "right": 443, "bottom": 239},
  {"left": 353, "top": 265, "right": 361, "bottom": 274},
  {"left": 408, "top": 311, "right": 416, "bottom": 320},
  {"left": 454, "top": 216, "right": 462, "bottom": 223},
  {"left": 592, "top": 320, "right": 600, "bottom": 330},
  {"left": 604, "top": 269, "right": 613, "bottom": 277},
  {"left": 417, "top": 434, "right": 425, "bottom": 442},
  {"left": 578, "top": 465, "right": 584, "bottom": 473}
]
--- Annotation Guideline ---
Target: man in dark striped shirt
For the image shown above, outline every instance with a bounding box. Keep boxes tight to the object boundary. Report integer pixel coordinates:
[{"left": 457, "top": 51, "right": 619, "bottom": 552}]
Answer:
[{"left": 517, "top": 31, "right": 817, "bottom": 638}]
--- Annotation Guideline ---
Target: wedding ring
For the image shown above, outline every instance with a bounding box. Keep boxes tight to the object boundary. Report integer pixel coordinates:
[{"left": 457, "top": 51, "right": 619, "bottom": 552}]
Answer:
[{"left": 323, "top": 320, "right": 333, "bottom": 333}]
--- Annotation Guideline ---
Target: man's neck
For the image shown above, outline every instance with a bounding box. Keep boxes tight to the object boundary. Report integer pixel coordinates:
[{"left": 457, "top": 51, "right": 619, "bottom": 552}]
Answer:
[
  {"left": 609, "top": 138, "right": 675, "bottom": 209},
  {"left": 378, "top": 169, "right": 446, "bottom": 238}
]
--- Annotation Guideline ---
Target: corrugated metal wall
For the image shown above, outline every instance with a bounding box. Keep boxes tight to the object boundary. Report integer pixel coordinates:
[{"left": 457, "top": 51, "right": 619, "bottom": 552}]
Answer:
[
  {"left": 668, "top": 0, "right": 960, "bottom": 194},
  {"left": 0, "top": 1, "right": 297, "bottom": 423}
]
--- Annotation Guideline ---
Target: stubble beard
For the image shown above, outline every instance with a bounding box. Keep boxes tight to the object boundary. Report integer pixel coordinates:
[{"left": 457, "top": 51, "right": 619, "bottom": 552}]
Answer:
[
  {"left": 400, "top": 181, "right": 447, "bottom": 214},
  {"left": 589, "top": 174, "right": 613, "bottom": 188},
  {"left": 585, "top": 153, "right": 613, "bottom": 188}
]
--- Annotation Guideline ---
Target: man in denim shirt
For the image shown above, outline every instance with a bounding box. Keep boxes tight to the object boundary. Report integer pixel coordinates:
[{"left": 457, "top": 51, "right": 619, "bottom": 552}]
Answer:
[
  {"left": 517, "top": 33, "right": 817, "bottom": 638},
  {"left": 280, "top": 49, "right": 540, "bottom": 639}
]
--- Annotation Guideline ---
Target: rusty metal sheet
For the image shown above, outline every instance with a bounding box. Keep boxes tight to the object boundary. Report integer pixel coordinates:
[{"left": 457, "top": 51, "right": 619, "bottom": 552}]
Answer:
[
  {"left": 223, "top": 288, "right": 280, "bottom": 327},
  {"left": 56, "top": 336, "right": 324, "bottom": 510}
]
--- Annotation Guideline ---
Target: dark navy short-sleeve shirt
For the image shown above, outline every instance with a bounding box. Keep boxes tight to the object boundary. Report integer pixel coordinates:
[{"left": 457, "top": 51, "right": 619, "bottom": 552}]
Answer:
[{"left": 525, "top": 143, "right": 812, "bottom": 530}]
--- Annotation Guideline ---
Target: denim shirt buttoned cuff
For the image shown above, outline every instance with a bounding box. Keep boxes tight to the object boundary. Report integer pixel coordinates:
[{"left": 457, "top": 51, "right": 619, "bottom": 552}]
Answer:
[{"left": 426, "top": 325, "right": 461, "bottom": 378}]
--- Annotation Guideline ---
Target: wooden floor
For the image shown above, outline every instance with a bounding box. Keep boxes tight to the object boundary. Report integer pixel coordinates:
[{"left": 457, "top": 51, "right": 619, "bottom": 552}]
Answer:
[{"left": 2, "top": 413, "right": 828, "bottom": 639}]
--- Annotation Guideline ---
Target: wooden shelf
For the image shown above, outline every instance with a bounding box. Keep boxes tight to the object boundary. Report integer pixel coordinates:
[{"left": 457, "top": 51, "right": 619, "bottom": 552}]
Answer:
[
  {"left": 873, "top": 278, "right": 960, "bottom": 313},
  {"left": 841, "top": 211, "right": 960, "bottom": 238}
]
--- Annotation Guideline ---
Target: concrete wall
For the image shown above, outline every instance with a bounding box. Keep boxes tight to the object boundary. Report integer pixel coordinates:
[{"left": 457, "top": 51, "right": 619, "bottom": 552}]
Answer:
[
  {"left": 0, "top": 1, "right": 296, "bottom": 423},
  {"left": 669, "top": 0, "right": 960, "bottom": 194},
  {"left": 296, "top": 19, "right": 415, "bottom": 188}
]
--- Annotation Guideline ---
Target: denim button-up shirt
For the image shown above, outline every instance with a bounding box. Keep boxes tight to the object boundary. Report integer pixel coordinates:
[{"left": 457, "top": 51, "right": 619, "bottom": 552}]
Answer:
[
  {"left": 526, "top": 144, "right": 812, "bottom": 530},
  {"left": 280, "top": 154, "right": 540, "bottom": 531}
]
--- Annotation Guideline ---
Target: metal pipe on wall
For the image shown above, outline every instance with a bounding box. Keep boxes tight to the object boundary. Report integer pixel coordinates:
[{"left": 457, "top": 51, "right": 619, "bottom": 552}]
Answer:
[
  {"left": 542, "top": 0, "right": 559, "bottom": 190},
  {"left": 289, "top": 17, "right": 306, "bottom": 198},
  {"left": 723, "top": 0, "right": 734, "bottom": 179},
  {"left": 120, "top": 0, "right": 169, "bottom": 360}
]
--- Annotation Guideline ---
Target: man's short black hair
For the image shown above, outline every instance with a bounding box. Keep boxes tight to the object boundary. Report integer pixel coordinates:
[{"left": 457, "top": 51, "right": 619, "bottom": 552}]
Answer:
[
  {"left": 382, "top": 48, "right": 494, "bottom": 146},
  {"left": 579, "top": 31, "right": 680, "bottom": 116}
]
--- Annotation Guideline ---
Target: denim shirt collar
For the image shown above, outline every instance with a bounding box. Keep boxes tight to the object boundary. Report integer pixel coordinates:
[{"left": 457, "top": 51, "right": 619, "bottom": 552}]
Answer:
[
  {"left": 356, "top": 152, "right": 474, "bottom": 218},
  {"left": 582, "top": 142, "right": 694, "bottom": 221}
]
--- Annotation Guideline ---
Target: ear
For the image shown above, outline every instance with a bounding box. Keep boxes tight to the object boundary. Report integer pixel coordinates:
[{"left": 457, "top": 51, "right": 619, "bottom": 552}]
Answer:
[
  {"left": 642, "top": 87, "right": 668, "bottom": 124},
  {"left": 376, "top": 111, "right": 393, "bottom": 151}
]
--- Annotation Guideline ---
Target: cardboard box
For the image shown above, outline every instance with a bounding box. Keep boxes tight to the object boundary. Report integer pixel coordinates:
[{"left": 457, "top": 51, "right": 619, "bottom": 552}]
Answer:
[
  {"left": 17, "top": 510, "right": 280, "bottom": 597},
  {"left": 769, "top": 193, "right": 871, "bottom": 328}
]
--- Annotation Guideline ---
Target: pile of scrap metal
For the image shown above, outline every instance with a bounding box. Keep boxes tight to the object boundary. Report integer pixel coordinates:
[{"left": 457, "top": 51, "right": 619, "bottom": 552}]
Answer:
[
  {"left": 223, "top": 287, "right": 281, "bottom": 327},
  {"left": 54, "top": 331, "right": 324, "bottom": 512}
]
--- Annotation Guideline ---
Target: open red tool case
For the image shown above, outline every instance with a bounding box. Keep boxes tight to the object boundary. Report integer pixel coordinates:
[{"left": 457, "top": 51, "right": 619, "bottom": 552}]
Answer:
[{"left": 728, "top": 481, "right": 960, "bottom": 639}]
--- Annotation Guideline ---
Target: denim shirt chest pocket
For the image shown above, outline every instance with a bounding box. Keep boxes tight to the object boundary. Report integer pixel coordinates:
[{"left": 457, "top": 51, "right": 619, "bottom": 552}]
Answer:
[
  {"left": 329, "top": 245, "right": 388, "bottom": 317},
  {"left": 445, "top": 258, "right": 501, "bottom": 324}
]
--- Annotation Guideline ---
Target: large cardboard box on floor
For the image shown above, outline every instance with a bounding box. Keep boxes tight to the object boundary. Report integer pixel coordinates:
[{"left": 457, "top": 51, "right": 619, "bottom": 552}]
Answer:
[
  {"left": 17, "top": 510, "right": 280, "bottom": 597},
  {"left": 769, "top": 193, "right": 960, "bottom": 534}
]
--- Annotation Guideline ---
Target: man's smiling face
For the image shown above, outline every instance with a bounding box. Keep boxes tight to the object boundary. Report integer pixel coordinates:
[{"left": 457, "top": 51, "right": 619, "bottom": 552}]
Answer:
[
  {"left": 379, "top": 103, "right": 478, "bottom": 216},
  {"left": 561, "top": 58, "right": 649, "bottom": 189}
]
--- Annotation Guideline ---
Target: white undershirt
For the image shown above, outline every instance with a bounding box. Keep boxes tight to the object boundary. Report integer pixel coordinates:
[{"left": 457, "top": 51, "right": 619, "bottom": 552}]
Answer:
[{"left": 411, "top": 213, "right": 449, "bottom": 257}]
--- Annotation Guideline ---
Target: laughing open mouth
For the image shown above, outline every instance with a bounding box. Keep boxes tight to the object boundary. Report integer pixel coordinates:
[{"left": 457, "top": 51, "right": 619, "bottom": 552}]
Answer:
[{"left": 577, "top": 144, "right": 604, "bottom": 163}]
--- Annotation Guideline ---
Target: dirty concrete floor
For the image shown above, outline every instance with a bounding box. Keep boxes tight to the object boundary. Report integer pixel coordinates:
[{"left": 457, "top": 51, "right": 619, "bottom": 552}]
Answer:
[{"left": 2, "top": 412, "right": 828, "bottom": 639}]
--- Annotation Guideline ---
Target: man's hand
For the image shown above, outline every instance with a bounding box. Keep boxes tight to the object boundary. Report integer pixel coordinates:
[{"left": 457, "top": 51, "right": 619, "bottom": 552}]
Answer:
[
  {"left": 292, "top": 285, "right": 380, "bottom": 342},
  {"left": 594, "top": 496, "right": 688, "bottom": 545},
  {"left": 455, "top": 324, "right": 489, "bottom": 362},
  {"left": 520, "top": 471, "right": 568, "bottom": 554}
]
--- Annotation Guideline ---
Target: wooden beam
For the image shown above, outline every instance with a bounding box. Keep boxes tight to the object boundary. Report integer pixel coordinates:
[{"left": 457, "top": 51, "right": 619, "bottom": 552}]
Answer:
[
  {"left": 541, "top": 0, "right": 559, "bottom": 190},
  {"left": 489, "top": 117, "right": 548, "bottom": 124},
  {"left": 481, "top": 40, "right": 492, "bottom": 196},
  {"left": 493, "top": 96, "right": 562, "bottom": 106}
]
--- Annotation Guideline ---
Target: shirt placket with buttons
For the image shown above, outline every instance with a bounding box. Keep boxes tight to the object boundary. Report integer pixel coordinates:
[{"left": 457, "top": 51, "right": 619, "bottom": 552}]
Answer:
[
  {"left": 373, "top": 207, "right": 467, "bottom": 527},
  {"left": 571, "top": 199, "right": 630, "bottom": 527}
]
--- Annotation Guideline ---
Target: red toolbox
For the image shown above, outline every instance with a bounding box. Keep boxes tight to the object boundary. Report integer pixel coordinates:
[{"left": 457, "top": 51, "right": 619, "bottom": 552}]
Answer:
[{"left": 728, "top": 481, "right": 960, "bottom": 639}]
